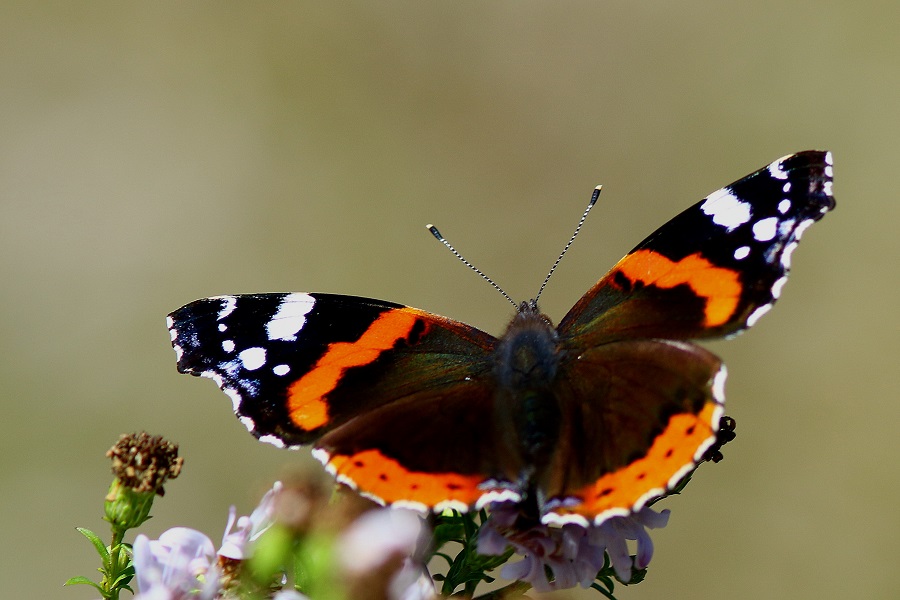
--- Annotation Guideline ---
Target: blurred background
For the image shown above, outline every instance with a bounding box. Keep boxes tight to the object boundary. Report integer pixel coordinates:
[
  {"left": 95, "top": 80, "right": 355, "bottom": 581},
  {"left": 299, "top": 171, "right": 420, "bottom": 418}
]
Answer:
[{"left": 2, "top": 2, "right": 897, "bottom": 598}]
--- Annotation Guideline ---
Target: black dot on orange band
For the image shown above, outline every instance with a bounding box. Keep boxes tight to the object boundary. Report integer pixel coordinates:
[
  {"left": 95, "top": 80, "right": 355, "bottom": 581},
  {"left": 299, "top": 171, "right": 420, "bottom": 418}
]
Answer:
[
  {"left": 636, "top": 472, "right": 646, "bottom": 480},
  {"left": 446, "top": 482, "right": 462, "bottom": 491},
  {"left": 665, "top": 448, "right": 674, "bottom": 458},
  {"left": 406, "top": 319, "right": 427, "bottom": 345},
  {"left": 686, "top": 425, "right": 696, "bottom": 435},
  {"left": 613, "top": 270, "right": 632, "bottom": 291},
  {"left": 597, "top": 487, "right": 614, "bottom": 498},
  {"left": 378, "top": 473, "right": 388, "bottom": 481},
  {"left": 353, "top": 460, "right": 364, "bottom": 468}
]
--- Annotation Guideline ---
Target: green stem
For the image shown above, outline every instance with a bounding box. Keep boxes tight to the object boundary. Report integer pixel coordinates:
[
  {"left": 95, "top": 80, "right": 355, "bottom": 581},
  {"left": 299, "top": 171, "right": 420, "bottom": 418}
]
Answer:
[{"left": 106, "top": 528, "right": 126, "bottom": 600}]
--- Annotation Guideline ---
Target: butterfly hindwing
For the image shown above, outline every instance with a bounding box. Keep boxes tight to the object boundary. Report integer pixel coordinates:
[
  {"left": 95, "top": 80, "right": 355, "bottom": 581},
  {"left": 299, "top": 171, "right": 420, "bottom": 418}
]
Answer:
[
  {"left": 558, "top": 151, "right": 835, "bottom": 345},
  {"left": 312, "top": 375, "right": 524, "bottom": 513},
  {"left": 544, "top": 339, "right": 724, "bottom": 524}
]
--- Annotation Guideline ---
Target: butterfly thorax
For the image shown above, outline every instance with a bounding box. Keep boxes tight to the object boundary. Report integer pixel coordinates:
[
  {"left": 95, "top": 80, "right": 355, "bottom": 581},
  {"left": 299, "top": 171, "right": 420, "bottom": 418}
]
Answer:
[
  {"left": 493, "top": 302, "right": 560, "bottom": 388},
  {"left": 492, "top": 301, "right": 563, "bottom": 481}
]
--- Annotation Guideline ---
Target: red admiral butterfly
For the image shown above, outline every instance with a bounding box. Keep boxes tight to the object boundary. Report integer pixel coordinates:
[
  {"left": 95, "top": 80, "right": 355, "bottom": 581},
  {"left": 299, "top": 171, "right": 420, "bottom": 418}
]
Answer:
[{"left": 167, "top": 151, "right": 834, "bottom": 526}]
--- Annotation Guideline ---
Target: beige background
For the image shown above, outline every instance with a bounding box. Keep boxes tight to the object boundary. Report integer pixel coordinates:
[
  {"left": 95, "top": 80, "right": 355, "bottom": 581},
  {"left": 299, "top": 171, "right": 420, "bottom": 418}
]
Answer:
[{"left": 2, "top": 2, "right": 896, "bottom": 599}]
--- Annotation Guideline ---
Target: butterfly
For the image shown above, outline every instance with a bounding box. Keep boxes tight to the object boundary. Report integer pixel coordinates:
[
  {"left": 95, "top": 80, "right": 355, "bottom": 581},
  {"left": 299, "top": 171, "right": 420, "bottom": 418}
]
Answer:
[{"left": 167, "top": 151, "right": 834, "bottom": 526}]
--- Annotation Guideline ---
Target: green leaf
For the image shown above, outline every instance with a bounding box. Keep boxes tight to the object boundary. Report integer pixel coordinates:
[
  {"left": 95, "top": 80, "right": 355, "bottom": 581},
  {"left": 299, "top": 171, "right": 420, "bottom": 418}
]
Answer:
[
  {"left": 590, "top": 581, "right": 618, "bottom": 600},
  {"left": 64, "top": 576, "right": 103, "bottom": 592},
  {"left": 111, "top": 570, "right": 135, "bottom": 588},
  {"left": 76, "top": 527, "right": 111, "bottom": 568}
]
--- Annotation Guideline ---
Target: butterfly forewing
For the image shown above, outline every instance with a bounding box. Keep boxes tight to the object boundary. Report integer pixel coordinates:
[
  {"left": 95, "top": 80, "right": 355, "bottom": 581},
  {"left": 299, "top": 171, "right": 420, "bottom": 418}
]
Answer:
[
  {"left": 168, "top": 293, "right": 497, "bottom": 447},
  {"left": 557, "top": 151, "right": 835, "bottom": 345}
]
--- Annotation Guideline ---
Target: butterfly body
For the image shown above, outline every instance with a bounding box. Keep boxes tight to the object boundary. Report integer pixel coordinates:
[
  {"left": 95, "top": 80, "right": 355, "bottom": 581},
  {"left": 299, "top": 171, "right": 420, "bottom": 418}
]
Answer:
[{"left": 168, "top": 151, "right": 834, "bottom": 526}]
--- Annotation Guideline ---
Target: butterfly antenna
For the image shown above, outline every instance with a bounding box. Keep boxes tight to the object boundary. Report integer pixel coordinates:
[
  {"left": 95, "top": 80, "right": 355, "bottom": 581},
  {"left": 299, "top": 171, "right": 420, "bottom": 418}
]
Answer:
[
  {"left": 426, "top": 224, "right": 518, "bottom": 309},
  {"left": 533, "top": 185, "right": 602, "bottom": 304}
]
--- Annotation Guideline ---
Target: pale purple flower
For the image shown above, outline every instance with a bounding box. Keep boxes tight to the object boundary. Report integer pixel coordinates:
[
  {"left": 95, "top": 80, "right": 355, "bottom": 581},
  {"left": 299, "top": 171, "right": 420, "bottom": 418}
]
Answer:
[
  {"left": 592, "top": 504, "right": 670, "bottom": 581},
  {"left": 132, "top": 527, "right": 220, "bottom": 600},
  {"left": 218, "top": 481, "right": 282, "bottom": 560},
  {"left": 337, "top": 508, "right": 436, "bottom": 600},
  {"left": 133, "top": 482, "right": 284, "bottom": 598},
  {"left": 478, "top": 502, "right": 670, "bottom": 592}
]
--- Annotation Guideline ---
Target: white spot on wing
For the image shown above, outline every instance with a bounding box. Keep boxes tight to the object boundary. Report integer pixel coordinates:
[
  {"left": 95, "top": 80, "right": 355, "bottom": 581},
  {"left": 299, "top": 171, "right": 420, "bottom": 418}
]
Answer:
[
  {"left": 733, "top": 246, "right": 750, "bottom": 260},
  {"left": 794, "top": 218, "right": 815, "bottom": 240},
  {"left": 591, "top": 507, "right": 632, "bottom": 527},
  {"left": 771, "top": 276, "right": 788, "bottom": 299},
  {"left": 746, "top": 303, "right": 773, "bottom": 328},
  {"left": 474, "top": 490, "right": 522, "bottom": 509},
  {"left": 222, "top": 340, "right": 235, "bottom": 353},
  {"left": 781, "top": 241, "right": 799, "bottom": 268},
  {"left": 634, "top": 486, "right": 668, "bottom": 512},
  {"left": 201, "top": 370, "right": 225, "bottom": 387},
  {"left": 782, "top": 182, "right": 791, "bottom": 193},
  {"left": 267, "top": 293, "right": 316, "bottom": 341},
  {"left": 311, "top": 449, "right": 337, "bottom": 475},
  {"left": 542, "top": 512, "right": 591, "bottom": 527},
  {"left": 711, "top": 365, "right": 727, "bottom": 403},
  {"left": 215, "top": 296, "right": 238, "bottom": 320},
  {"left": 778, "top": 199, "right": 791, "bottom": 214},
  {"left": 257, "top": 434, "right": 287, "bottom": 448},
  {"left": 392, "top": 499, "right": 429, "bottom": 513},
  {"left": 768, "top": 158, "right": 789, "bottom": 179},
  {"left": 224, "top": 387, "right": 242, "bottom": 412},
  {"left": 752, "top": 217, "right": 779, "bottom": 242},
  {"left": 218, "top": 324, "right": 227, "bottom": 332},
  {"left": 701, "top": 188, "right": 752, "bottom": 231},
  {"left": 692, "top": 435, "right": 717, "bottom": 464},
  {"left": 273, "top": 364, "right": 291, "bottom": 376},
  {"left": 239, "top": 347, "right": 266, "bottom": 371}
]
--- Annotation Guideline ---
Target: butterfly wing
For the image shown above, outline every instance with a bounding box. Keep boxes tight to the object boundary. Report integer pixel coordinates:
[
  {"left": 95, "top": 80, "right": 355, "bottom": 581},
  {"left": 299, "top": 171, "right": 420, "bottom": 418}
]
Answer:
[
  {"left": 557, "top": 151, "right": 835, "bottom": 344},
  {"left": 312, "top": 377, "right": 526, "bottom": 513},
  {"left": 167, "top": 293, "right": 497, "bottom": 448},
  {"left": 542, "top": 339, "right": 724, "bottom": 525},
  {"left": 543, "top": 151, "right": 834, "bottom": 525}
]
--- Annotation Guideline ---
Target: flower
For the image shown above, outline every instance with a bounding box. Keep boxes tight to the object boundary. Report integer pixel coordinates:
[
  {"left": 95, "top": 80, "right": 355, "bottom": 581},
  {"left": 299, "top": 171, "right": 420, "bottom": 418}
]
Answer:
[
  {"left": 133, "top": 481, "right": 285, "bottom": 599},
  {"left": 106, "top": 432, "right": 184, "bottom": 496},
  {"left": 336, "top": 508, "right": 435, "bottom": 600},
  {"left": 219, "top": 481, "right": 282, "bottom": 560},
  {"left": 132, "top": 527, "right": 219, "bottom": 600},
  {"left": 104, "top": 432, "right": 184, "bottom": 532},
  {"left": 478, "top": 502, "right": 670, "bottom": 592}
]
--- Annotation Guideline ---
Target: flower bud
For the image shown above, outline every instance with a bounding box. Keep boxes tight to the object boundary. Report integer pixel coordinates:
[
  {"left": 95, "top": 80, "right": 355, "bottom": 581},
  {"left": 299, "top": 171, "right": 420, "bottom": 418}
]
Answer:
[{"left": 104, "top": 432, "right": 183, "bottom": 532}]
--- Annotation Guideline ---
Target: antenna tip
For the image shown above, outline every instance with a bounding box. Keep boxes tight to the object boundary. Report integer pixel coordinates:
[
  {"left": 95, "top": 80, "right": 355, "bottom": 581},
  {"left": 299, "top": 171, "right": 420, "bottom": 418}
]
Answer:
[
  {"left": 594, "top": 184, "right": 603, "bottom": 191},
  {"left": 426, "top": 224, "right": 443, "bottom": 239}
]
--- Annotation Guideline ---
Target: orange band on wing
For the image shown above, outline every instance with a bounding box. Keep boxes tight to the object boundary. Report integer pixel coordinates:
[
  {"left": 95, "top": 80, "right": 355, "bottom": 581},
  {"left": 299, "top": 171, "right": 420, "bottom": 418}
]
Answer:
[
  {"left": 287, "top": 309, "right": 422, "bottom": 430},
  {"left": 617, "top": 250, "right": 742, "bottom": 326},
  {"left": 561, "top": 400, "right": 719, "bottom": 520},
  {"left": 327, "top": 448, "right": 486, "bottom": 508}
]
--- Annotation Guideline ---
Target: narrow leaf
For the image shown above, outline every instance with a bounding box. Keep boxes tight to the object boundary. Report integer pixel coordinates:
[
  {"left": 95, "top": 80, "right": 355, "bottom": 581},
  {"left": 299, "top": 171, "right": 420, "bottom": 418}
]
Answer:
[
  {"left": 76, "top": 527, "right": 111, "bottom": 567},
  {"left": 64, "top": 576, "right": 103, "bottom": 593}
]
